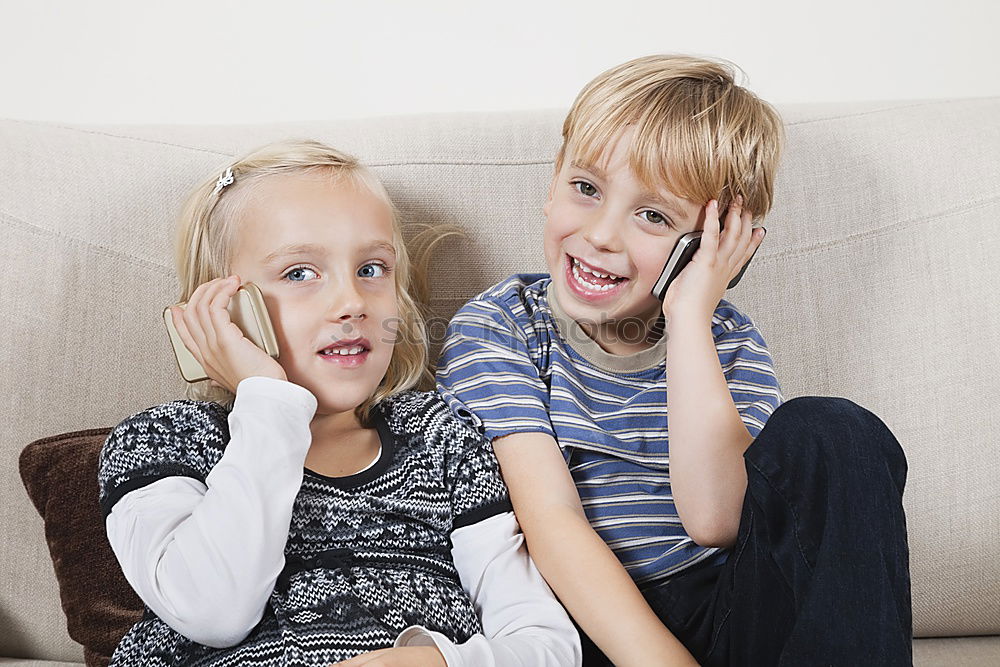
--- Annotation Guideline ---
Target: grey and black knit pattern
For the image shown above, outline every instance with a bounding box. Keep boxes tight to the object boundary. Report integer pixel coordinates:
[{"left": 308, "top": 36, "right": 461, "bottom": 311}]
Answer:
[{"left": 98, "top": 390, "right": 512, "bottom": 666}]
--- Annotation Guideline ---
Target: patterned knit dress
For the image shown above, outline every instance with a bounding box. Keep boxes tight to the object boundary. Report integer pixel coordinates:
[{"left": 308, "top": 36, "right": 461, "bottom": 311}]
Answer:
[{"left": 98, "top": 390, "right": 512, "bottom": 666}]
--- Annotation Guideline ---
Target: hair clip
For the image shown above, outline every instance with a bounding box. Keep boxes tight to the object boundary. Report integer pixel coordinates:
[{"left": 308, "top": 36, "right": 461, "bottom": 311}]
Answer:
[{"left": 212, "top": 167, "right": 235, "bottom": 196}]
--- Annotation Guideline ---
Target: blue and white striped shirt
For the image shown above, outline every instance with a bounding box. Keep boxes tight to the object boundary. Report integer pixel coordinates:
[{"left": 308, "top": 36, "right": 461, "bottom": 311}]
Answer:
[{"left": 436, "top": 274, "right": 783, "bottom": 585}]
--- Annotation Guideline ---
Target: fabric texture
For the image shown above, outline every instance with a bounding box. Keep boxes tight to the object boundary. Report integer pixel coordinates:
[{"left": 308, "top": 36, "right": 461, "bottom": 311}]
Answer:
[
  {"left": 580, "top": 396, "right": 913, "bottom": 666},
  {"left": 99, "top": 389, "right": 513, "bottom": 665},
  {"left": 18, "top": 430, "right": 144, "bottom": 667},
  {"left": 436, "top": 273, "right": 782, "bottom": 584}
]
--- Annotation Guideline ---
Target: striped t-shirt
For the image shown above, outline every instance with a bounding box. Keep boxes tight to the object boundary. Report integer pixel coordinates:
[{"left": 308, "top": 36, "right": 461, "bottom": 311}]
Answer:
[{"left": 436, "top": 273, "right": 783, "bottom": 585}]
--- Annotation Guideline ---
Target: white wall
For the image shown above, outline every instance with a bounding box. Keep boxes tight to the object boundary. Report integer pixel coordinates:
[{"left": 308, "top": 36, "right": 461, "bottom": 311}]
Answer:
[{"left": 1, "top": 0, "right": 997, "bottom": 124}]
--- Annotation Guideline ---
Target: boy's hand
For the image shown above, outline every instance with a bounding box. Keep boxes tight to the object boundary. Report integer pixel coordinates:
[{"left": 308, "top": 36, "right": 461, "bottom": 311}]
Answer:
[
  {"left": 661, "top": 196, "right": 765, "bottom": 326},
  {"left": 332, "top": 646, "right": 446, "bottom": 667},
  {"left": 168, "top": 275, "right": 287, "bottom": 392}
]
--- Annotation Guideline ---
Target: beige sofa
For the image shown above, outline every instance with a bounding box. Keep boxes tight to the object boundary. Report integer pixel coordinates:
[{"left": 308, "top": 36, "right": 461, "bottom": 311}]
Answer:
[{"left": 2, "top": 100, "right": 999, "bottom": 665}]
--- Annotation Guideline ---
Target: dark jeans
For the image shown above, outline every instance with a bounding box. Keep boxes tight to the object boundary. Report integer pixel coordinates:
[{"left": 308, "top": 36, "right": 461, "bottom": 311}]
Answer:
[{"left": 581, "top": 396, "right": 912, "bottom": 666}]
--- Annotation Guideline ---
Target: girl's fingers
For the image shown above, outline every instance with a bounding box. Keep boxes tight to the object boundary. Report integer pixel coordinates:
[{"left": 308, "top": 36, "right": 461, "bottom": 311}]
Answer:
[
  {"left": 194, "top": 278, "right": 229, "bottom": 355},
  {"left": 170, "top": 306, "right": 203, "bottom": 366},
  {"left": 208, "top": 276, "right": 242, "bottom": 347},
  {"left": 182, "top": 279, "right": 214, "bottom": 359}
]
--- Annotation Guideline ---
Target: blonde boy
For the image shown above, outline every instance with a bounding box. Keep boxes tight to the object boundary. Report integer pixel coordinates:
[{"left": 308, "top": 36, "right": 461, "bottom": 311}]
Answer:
[{"left": 437, "top": 55, "right": 912, "bottom": 665}]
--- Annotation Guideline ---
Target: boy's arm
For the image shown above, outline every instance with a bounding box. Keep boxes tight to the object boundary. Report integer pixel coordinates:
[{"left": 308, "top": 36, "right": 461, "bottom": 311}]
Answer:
[
  {"left": 664, "top": 318, "right": 752, "bottom": 548},
  {"left": 661, "top": 198, "right": 777, "bottom": 548},
  {"left": 493, "top": 432, "right": 699, "bottom": 667}
]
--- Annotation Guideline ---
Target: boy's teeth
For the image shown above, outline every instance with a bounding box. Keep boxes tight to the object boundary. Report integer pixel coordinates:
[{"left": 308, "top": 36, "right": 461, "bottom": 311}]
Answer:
[
  {"left": 573, "top": 257, "right": 623, "bottom": 280},
  {"left": 571, "top": 257, "right": 625, "bottom": 291}
]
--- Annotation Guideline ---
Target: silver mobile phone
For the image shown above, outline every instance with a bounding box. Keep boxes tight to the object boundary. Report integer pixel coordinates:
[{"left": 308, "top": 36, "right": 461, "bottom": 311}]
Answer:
[
  {"left": 651, "top": 226, "right": 765, "bottom": 300},
  {"left": 162, "top": 282, "right": 280, "bottom": 383}
]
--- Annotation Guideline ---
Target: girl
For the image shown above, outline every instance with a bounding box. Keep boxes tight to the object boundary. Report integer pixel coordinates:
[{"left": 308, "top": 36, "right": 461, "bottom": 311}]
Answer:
[{"left": 98, "top": 140, "right": 581, "bottom": 666}]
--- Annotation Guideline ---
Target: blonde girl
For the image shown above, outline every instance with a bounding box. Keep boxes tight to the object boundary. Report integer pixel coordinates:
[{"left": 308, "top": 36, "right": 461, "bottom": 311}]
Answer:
[{"left": 98, "top": 140, "right": 580, "bottom": 667}]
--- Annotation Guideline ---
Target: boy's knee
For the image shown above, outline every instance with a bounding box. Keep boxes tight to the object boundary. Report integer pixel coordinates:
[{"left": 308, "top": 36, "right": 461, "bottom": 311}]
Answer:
[{"left": 760, "top": 396, "right": 907, "bottom": 484}]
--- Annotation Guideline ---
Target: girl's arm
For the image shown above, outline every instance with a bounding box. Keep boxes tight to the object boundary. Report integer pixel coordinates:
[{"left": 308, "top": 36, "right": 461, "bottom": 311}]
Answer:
[
  {"left": 491, "top": 433, "right": 699, "bottom": 667},
  {"left": 392, "top": 511, "right": 582, "bottom": 666},
  {"left": 106, "top": 377, "right": 317, "bottom": 647}
]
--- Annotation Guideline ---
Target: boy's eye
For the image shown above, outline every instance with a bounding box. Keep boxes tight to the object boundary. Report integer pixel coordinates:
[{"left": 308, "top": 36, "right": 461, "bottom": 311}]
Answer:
[
  {"left": 573, "top": 181, "right": 598, "bottom": 198},
  {"left": 640, "top": 209, "right": 673, "bottom": 228},
  {"left": 284, "top": 266, "right": 318, "bottom": 282},
  {"left": 358, "top": 263, "right": 387, "bottom": 279}
]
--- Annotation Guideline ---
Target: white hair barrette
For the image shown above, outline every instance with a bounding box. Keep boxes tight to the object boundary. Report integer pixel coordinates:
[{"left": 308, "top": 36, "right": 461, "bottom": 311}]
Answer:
[{"left": 212, "top": 167, "right": 235, "bottom": 196}]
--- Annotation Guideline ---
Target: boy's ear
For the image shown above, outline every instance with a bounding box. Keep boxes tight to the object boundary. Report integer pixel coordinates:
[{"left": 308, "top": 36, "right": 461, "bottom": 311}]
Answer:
[{"left": 543, "top": 174, "right": 557, "bottom": 216}]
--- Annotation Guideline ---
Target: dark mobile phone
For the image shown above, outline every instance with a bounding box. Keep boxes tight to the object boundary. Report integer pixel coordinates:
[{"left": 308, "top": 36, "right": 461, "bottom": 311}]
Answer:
[{"left": 651, "top": 226, "right": 765, "bottom": 300}]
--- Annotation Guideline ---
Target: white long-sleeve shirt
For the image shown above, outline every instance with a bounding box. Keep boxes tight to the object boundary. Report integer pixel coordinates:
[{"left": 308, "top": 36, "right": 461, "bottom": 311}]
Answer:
[{"left": 104, "top": 376, "right": 580, "bottom": 666}]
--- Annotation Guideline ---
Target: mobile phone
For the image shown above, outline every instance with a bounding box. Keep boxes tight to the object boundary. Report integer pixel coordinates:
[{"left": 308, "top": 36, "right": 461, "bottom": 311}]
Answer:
[
  {"left": 651, "top": 224, "right": 765, "bottom": 300},
  {"left": 163, "top": 282, "right": 280, "bottom": 384}
]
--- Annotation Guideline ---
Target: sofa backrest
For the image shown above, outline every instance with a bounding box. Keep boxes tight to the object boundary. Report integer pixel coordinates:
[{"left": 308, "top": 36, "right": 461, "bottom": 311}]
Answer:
[{"left": 2, "top": 100, "right": 998, "bottom": 661}]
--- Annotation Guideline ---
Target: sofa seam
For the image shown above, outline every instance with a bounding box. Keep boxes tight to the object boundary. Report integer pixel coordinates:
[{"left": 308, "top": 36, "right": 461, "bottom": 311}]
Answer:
[
  {"left": 1, "top": 210, "right": 174, "bottom": 275},
  {"left": 757, "top": 193, "right": 1000, "bottom": 264},
  {"left": 784, "top": 98, "right": 996, "bottom": 126}
]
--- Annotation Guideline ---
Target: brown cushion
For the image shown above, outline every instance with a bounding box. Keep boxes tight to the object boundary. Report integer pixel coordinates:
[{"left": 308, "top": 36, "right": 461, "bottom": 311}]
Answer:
[{"left": 19, "top": 428, "right": 144, "bottom": 667}]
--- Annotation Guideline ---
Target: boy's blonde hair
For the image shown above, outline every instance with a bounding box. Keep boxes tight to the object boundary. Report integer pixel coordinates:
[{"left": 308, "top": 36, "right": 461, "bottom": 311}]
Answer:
[
  {"left": 174, "top": 139, "right": 428, "bottom": 422},
  {"left": 557, "top": 54, "right": 783, "bottom": 218}
]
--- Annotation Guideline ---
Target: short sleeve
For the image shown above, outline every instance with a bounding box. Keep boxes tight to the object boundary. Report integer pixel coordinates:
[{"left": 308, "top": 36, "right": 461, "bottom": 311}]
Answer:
[
  {"left": 440, "top": 406, "right": 514, "bottom": 530},
  {"left": 98, "top": 400, "right": 230, "bottom": 519},
  {"left": 715, "top": 321, "right": 784, "bottom": 438},
  {"left": 436, "top": 298, "right": 554, "bottom": 443}
]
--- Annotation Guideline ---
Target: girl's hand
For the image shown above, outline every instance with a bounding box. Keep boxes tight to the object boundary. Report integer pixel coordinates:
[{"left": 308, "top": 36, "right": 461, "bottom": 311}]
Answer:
[
  {"left": 661, "top": 196, "right": 765, "bottom": 326},
  {"left": 332, "top": 646, "right": 446, "bottom": 667},
  {"left": 168, "top": 275, "right": 286, "bottom": 392}
]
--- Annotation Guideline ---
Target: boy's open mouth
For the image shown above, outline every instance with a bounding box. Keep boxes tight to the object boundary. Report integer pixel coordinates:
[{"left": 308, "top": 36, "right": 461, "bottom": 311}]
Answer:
[{"left": 566, "top": 254, "right": 629, "bottom": 300}]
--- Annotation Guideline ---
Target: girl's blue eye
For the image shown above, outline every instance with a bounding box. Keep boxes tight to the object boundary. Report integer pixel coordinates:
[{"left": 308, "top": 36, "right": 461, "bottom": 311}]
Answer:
[
  {"left": 358, "top": 263, "right": 386, "bottom": 279},
  {"left": 284, "top": 266, "right": 317, "bottom": 282},
  {"left": 573, "top": 181, "right": 598, "bottom": 197},
  {"left": 641, "top": 210, "right": 673, "bottom": 228}
]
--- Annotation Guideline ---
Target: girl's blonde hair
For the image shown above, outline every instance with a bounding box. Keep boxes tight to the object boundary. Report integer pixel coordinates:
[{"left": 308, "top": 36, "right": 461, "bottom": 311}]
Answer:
[
  {"left": 558, "top": 54, "right": 784, "bottom": 218},
  {"left": 174, "top": 139, "right": 429, "bottom": 423}
]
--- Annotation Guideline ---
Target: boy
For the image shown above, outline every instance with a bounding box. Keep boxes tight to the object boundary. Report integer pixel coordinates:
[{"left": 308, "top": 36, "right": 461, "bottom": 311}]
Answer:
[{"left": 437, "top": 55, "right": 911, "bottom": 665}]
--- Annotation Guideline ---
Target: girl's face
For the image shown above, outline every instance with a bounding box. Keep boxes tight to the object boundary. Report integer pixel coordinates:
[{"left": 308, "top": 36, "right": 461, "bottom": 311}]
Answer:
[{"left": 229, "top": 173, "right": 399, "bottom": 422}]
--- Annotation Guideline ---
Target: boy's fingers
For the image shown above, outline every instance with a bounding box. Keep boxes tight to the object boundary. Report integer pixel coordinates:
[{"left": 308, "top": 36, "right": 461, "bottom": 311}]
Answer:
[
  {"left": 720, "top": 195, "right": 745, "bottom": 257},
  {"left": 700, "top": 199, "right": 721, "bottom": 253}
]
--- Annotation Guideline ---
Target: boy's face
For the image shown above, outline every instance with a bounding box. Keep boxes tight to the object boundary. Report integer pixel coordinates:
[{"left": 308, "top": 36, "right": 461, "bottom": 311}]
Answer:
[
  {"left": 543, "top": 129, "right": 703, "bottom": 350},
  {"left": 230, "top": 174, "right": 399, "bottom": 422}
]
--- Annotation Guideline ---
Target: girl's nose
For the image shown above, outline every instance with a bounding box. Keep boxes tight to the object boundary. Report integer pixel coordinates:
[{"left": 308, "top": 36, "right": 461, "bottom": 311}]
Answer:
[{"left": 326, "top": 279, "right": 366, "bottom": 322}]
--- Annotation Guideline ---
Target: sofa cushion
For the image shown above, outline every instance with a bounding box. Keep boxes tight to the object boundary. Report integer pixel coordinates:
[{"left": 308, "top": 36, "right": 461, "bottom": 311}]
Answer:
[{"left": 18, "top": 429, "right": 143, "bottom": 667}]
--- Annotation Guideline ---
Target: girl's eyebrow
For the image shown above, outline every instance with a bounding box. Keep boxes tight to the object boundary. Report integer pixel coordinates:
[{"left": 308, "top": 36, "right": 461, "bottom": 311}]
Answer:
[
  {"left": 262, "top": 242, "right": 329, "bottom": 266},
  {"left": 262, "top": 241, "right": 396, "bottom": 266}
]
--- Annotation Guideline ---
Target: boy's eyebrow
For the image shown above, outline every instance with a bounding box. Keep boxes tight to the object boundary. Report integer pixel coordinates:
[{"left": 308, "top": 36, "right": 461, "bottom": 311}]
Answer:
[
  {"left": 640, "top": 191, "right": 688, "bottom": 221},
  {"left": 570, "top": 159, "right": 606, "bottom": 179},
  {"left": 262, "top": 241, "right": 396, "bottom": 266},
  {"left": 570, "top": 159, "right": 689, "bottom": 221}
]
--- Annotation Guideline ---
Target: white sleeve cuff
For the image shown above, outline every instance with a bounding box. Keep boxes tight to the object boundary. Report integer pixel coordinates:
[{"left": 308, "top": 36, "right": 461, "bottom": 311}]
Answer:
[
  {"left": 233, "top": 376, "right": 318, "bottom": 415},
  {"left": 395, "top": 626, "right": 465, "bottom": 666}
]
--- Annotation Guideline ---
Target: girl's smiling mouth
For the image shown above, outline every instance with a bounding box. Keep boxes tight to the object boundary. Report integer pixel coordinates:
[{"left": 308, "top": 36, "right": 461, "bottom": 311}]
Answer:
[{"left": 317, "top": 337, "right": 371, "bottom": 368}]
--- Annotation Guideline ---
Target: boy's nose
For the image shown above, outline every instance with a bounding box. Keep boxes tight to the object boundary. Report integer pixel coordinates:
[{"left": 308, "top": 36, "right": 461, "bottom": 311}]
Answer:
[{"left": 582, "top": 208, "right": 623, "bottom": 252}]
